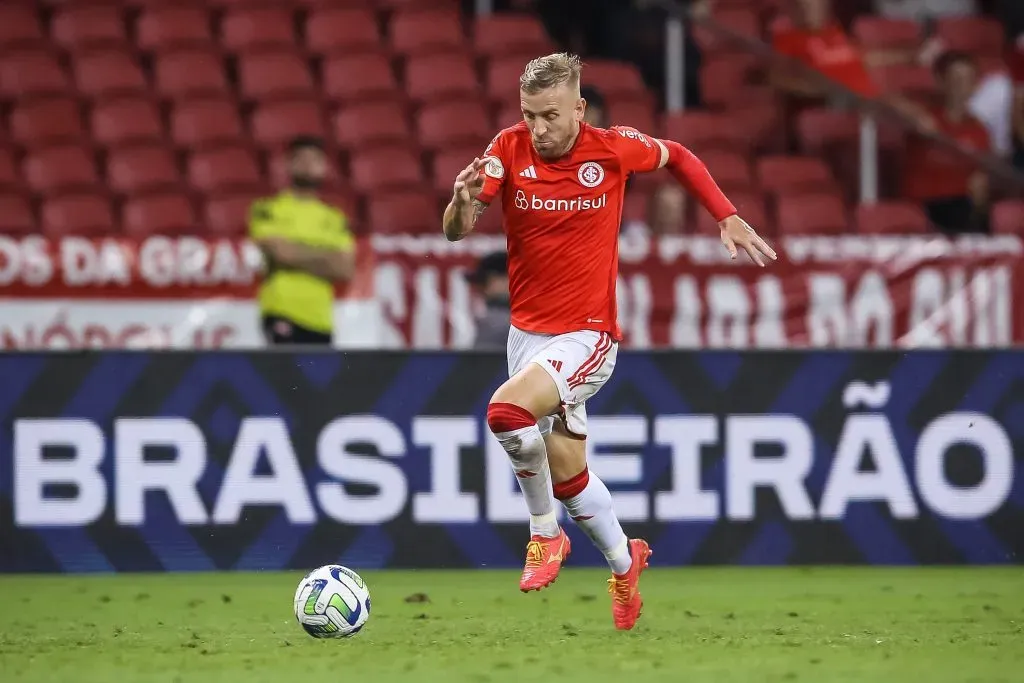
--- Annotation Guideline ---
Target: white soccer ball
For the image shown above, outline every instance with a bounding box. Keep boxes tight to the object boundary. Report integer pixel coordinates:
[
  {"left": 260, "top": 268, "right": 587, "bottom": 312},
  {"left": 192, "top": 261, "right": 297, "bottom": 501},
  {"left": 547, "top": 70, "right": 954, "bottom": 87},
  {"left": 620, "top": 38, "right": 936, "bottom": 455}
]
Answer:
[{"left": 293, "top": 565, "right": 371, "bottom": 638}]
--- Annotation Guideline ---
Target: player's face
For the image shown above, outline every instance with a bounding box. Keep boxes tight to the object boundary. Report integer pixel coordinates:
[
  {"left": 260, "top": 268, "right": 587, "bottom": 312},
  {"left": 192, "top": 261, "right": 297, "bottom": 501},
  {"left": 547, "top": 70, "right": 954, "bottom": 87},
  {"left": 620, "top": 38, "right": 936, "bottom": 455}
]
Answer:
[
  {"left": 520, "top": 83, "right": 584, "bottom": 160},
  {"left": 290, "top": 146, "right": 327, "bottom": 189}
]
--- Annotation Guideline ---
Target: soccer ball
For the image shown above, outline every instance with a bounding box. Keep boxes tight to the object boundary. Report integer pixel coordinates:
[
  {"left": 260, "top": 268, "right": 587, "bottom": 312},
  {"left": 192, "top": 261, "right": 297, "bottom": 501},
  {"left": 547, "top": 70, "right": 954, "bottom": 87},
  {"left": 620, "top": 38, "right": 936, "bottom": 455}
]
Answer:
[{"left": 293, "top": 565, "right": 371, "bottom": 638}]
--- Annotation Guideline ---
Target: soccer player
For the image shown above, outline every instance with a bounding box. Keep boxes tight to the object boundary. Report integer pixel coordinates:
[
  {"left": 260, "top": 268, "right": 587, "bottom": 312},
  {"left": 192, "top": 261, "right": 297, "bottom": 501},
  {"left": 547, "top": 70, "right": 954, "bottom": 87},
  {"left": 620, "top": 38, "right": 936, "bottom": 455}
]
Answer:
[{"left": 441, "top": 53, "right": 776, "bottom": 630}]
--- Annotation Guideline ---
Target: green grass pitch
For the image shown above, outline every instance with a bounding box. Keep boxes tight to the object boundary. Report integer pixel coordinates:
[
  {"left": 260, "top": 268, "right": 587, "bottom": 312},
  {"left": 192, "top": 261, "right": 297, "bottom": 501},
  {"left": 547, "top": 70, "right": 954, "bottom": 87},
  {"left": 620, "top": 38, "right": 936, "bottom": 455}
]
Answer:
[{"left": 1, "top": 568, "right": 1022, "bottom": 683}]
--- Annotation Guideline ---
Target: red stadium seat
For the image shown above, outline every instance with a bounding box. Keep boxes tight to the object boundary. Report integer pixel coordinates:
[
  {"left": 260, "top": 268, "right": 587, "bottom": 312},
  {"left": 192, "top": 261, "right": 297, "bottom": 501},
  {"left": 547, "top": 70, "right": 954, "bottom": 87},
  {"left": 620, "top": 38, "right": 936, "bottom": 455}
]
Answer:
[
  {"left": 431, "top": 145, "right": 481, "bottom": 194},
  {"left": 10, "top": 98, "right": 86, "bottom": 148},
  {"left": 42, "top": 194, "right": 114, "bottom": 236},
  {"left": 91, "top": 98, "right": 165, "bottom": 148},
  {"left": 238, "top": 51, "right": 316, "bottom": 101},
  {"left": 472, "top": 14, "right": 551, "bottom": 57},
  {"left": 0, "top": 150, "right": 20, "bottom": 189},
  {"left": 322, "top": 53, "right": 401, "bottom": 103},
  {"left": 333, "top": 103, "right": 412, "bottom": 150},
  {"left": 662, "top": 111, "right": 752, "bottom": 154},
  {"left": 0, "top": 50, "right": 70, "bottom": 100},
  {"left": 700, "top": 150, "right": 754, "bottom": 191},
  {"left": 776, "top": 192, "right": 848, "bottom": 235},
  {"left": 390, "top": 10, "right": 465, "bottom": 56},
  {"left": 417, "top": 102, "right": 492, "bottom": 150},
  {"left": 367, "top": 189, "right": 438, "bottom": 233},
  {"left": 852, "top": 17, "right": 921, "bottom": 50},
  {"left": 693, "top": 9, "right": 762, "bottom": 53},
  {"left": 251, "top": 100, "right": 327, "bottom": 150},
  {"left": 205, "top": 192, "right": 264, "bottom": 236},
  {"left": 52, "top": 6, "right": 129, "bottom": 52},
  {"left": 584, "top": 60, "right": 648, "bottom": 100},
  {"left": 855, "top": 201, "right": 929, "bottom": 235},
  {"left": 221, "top": 7, "right": 296, "bottom": 53},
  {"left": 123, "top": 192, "right": 197, "bottom": 237},
  {"left": 486, "top": 55, "right": 530, "bottom": 104},
  {"left": 699, "top": 54, "right": 758, "bottom": 109},
  {"left": 155, "top": 50, "right": 228, "bottom": 100},
  {"left": 73, "top": 51, "right": 148, "bottom": 99},
  {"left": 0, "top": 193, "right": 36, "bottom": 234},
  {"left": 991, "top": 200, "right": 1024, "bottom": 236},
  {"left": 495, "top": 102, "right": 524, "bottom": 128},
  {"left": 756, "top": 156, "right": 836, "bottom": 194},
  {"left": 870, "top": 64, "right": 936, "bottom": 100},
  {"left": 349, "top": 146, "right": 424, "bottom": 193},
  {"left": 936, "top": 17, "right": 1005, "bottom": 58},
  {"left": 405, "top": 53, "right": 479, "bottom": 102},
  {"left": 0, "top": 5, "right": 46, "bottom": 51},
  {"left": 106, "top": 145, "right": 181, "bottom": 196},
  {"left": 137, "top": 7, "right": 213, "bottom": 52},
  {"left": 306, "top": 8, "right": 380, "bottom": 55},
  {"left": 171, "top": 98, "right": 245, "bottom": 148},
  {"left": 606, "top": 101, "right": 658, "bottom": 135},
  {"left": 24, "top": 145, "right": 100, "bottom": 196},
  {"left": 697, "top": 191, "right": 769, "bottom": 235},
  {"left": 188, "top": 146, "right": 263, "bottom": 193},
  {"left": 795, "top": 108, "right": 859, "bottom": 152}
]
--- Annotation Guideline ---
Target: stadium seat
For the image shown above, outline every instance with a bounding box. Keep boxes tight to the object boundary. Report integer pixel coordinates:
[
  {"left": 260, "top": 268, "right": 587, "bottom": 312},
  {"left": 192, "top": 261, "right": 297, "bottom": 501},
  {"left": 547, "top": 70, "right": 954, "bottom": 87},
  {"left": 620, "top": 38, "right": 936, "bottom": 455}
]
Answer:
[
  {"left": 349, "top": 147, "right": 424, "bottom": 193},
  {"left": 171, "top": 98, "right": 245, "bottom": 148},
  {"left": 221, "top": 7, "right": 296, "bottom": 53},
  {"left": 855, "top": 201, "right": 929, "bottom": 235},
  {"left": 367, "top": 189, "right": 439, "bottom": 233},
  {"left": 584, "top": 60, "right": 648, "bottom": 100},
  {"left": 417, "top": 101, "right": 492, "bottom": 150},
  {"left": 936, "top": 17, "right": 1005, "bottom": 58},
  {"left": 322, "top": 53, "right": 401, "bottom": 103},
  {"left": 91, "top": 98, "right": 165, "bottom": 148},
  {"left": 205, "top": 192, "right": 263, "bottom": 236},
  {"left": 870, "top": 64, "right": 936, "bottom": 100},
  {"left": 187, "top": 146, "right": 263, "bottom": 193},
  {"left": 251, "top": 100, "right": 327, "bottom": 150},
  {"left": 123, "top": 193, "right": 197, "bottom": 237},
  {"left": 106, "top": 145, "right": 181, "bottom": 196},
  {"left": 486, "top": 55, "right": 531, "bottom": 104},
  {"left": 697, "top": 191, "right": 770, "bottom": 235},
  {"left": 42, "top": 194, "right": 114, "bottom": 236},
  {"left": 775, "top": 193, "right": 848, "bottom": 235},
  {"left": 0, "top": 150, "right": 20, "bottom": 189},
  {"left": 852, "top": 17, "right": 920, "bottom": 51},
  {"left": 472, "top": 14, "right": 552, "bottom": 57},
  {"left": 0, "top": 50, "right": 70, "bottom": 100},
  {"left": 495, "top": 102, "right": 524, "bottom": 128},
  {"left": 662, "top": 111, "right": 752, "bottom": 153},
  {"left": 238, "top": 51, "right": 316, "bottom": 101},
  {"left": 24, "top": 145, "right": 100, "bottom": 195},
  {"left": 723, "top": 99, "right": 786, "bottom": 153},
  {"left": 605, "top": 101, "right": 658, "bottom": 135},
  {"left": 756, "top": 156, "right": 836, "bottom": 194},
  {"left": 692, "top": 9, "right": 762, "bottom": 53},
  {"left": 154, "top": 50, "right": 228, "bottom": 100},
  {"left": 795, "top": 108, "right": 860, "bottom": 152},
  {"left": 390, "top": 9, "right": 465, "bottom": 56},
  {"left": 52, "top": 6, "right": 129, "bottom": 52},
  {"left": 700, "top": 150, "right": 754, "bottom": 191},
  {"left": 73, "top": 51, "right": 148, "bottom": 99},
  {"left": 699, "top": 54, "right": 757, "bottom": 108},
  {"left": 10, "top": 98, "right": 86, "bottom": 148},
  {"left": 333, "top": 103, "right": 412, "bottom": 150},
  {"left": 0, "top": 5, "right": 46, "bottom": 51},
  {"left": 0, "top": 193, "right": 36, "bottom": 234},
  {"left": 431, "top": 145, "right": 482, "bottom": 194},
  {"left": 991, "top": 200, "right": 1024, "bottom": 236},
  {"left": 306, "top": 8, "right": 380, "bottom": 56},
  {"left": 405, "top": 53, "right": 479, "bottom": 102},
  {"left": 136, "top": 7, "right": 214, "bottom": 52}
]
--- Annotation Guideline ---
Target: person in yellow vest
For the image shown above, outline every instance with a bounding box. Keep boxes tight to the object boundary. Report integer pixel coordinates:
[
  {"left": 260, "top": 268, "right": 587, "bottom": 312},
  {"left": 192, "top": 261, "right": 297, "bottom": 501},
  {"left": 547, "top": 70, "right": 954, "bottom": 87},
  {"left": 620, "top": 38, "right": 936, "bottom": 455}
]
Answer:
[{"left": 249, "top": 136, "right": 356, "bottom": 346}]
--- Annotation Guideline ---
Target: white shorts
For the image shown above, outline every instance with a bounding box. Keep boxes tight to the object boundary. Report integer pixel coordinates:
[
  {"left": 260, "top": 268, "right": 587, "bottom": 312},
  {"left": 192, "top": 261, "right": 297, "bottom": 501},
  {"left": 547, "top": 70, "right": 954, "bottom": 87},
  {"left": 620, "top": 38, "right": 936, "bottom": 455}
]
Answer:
[{"left": 506, "top": 325, "right": 618, "bottom": 438}]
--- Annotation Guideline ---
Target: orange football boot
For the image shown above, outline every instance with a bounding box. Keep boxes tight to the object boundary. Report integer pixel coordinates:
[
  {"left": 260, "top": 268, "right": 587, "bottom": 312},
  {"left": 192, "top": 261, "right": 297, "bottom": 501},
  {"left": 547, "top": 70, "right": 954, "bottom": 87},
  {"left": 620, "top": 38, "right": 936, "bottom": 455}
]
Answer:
[
  {"left": 519, "top": 528, "right": 571, "bottom": 592},
  {"left": 607, "top": 538, "right": 652, "bottom": 630}
]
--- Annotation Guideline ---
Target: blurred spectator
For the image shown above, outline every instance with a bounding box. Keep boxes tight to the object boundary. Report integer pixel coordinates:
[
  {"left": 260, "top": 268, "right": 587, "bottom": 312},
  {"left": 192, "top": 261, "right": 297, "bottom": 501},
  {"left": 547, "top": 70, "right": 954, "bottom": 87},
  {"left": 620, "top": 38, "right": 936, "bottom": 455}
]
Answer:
[
  {"left": 581, "top": 85, "right": 609, "bottom": 127},
  {"left": 467, "top": 251, "right": 511, "bottom": 349},
  {"left": 874, "top": 0, "right": 979, "bottom": 20},
  {"left": 250, "top": 136, "right": 356, "bottom": 346},
  {"left": 623, "top": 184, "right": 691, "bottom": 239},
  {"left": 968, "top": 35, "right": 1020, "bottom": 157},
  {"left": 1011, "top": 35, "right": 1024, "bottom": 168},
  {"left": 903, "top": 51, "right": 992, "bottom": 234}
]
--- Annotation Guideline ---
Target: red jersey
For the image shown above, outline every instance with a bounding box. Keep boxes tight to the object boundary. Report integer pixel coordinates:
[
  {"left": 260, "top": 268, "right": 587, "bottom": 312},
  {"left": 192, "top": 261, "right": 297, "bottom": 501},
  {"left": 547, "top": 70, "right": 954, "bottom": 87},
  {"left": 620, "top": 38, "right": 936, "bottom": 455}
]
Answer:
[
  {"left": 903, "top": 108, "right": 990, "bottom": 202},
  {"left": 772, "top": 22, "right": 880, "bottom": 98},
  {"left": 477, "top": 121, "right": 660, "bottom": 340}
]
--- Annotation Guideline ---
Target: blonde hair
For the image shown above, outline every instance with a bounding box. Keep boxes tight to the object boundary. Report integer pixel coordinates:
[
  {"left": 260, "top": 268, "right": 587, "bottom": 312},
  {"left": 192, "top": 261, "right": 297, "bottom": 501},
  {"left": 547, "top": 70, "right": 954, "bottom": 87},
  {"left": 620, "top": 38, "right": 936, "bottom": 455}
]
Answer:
[{"left": 519, "top": 52, "right": 582, "bottom": 95}]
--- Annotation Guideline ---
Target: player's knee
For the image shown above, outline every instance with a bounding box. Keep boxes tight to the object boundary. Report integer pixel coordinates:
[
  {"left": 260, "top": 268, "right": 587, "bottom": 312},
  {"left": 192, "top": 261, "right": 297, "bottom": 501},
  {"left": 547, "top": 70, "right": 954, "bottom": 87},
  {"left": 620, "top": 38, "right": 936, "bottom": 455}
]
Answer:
[{"left": 486, "top": 401, "right": 536, "bottom": 435}]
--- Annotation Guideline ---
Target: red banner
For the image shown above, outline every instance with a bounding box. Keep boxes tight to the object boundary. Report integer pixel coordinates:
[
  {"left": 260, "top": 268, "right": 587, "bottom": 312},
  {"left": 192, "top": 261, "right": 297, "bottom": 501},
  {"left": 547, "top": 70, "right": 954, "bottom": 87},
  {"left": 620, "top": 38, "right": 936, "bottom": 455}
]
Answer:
[{"left": 0, "top": 233, "right": 1021, "bottom": 348}]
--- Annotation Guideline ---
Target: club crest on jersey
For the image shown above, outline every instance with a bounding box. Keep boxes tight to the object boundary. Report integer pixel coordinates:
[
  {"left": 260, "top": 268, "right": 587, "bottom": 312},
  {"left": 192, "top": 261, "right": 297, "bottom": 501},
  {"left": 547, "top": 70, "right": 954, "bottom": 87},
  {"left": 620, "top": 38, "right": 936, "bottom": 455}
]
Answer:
[
  {"left": 577, "top": 161, "right": 605, "bottom": 188},
  {"left": 484, "top": 156, "right": 505, "bottom": 179}
]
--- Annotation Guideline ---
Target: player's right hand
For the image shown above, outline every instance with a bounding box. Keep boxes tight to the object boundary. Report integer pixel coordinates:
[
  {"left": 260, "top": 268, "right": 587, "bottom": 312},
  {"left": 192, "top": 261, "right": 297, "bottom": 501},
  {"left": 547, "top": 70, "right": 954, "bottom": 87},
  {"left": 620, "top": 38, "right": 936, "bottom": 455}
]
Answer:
[{"left": 452, "top": 157, "right": 489, "bottom": 207}]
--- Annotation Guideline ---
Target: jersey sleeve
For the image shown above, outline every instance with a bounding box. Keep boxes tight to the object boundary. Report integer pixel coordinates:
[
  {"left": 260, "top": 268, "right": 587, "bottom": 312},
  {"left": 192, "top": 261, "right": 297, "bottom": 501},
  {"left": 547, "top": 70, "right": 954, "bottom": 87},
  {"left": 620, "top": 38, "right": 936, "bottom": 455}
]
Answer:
[
  {"left": 610, "top": 126, "right": 662, "bottom": 174},
  {"left": 248, "top": 197, "right": 279, "bottom": 240},
  {"left": 477, "top": 131, "right": 509, "bottom": 205}
]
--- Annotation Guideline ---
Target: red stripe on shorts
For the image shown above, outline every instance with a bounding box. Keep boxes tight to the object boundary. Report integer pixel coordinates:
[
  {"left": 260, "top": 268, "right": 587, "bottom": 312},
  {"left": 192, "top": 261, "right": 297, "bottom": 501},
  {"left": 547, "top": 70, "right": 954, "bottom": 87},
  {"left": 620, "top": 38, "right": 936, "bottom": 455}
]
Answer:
[{"left": 566, "top": 333, "right": 612, "bottom": 390}]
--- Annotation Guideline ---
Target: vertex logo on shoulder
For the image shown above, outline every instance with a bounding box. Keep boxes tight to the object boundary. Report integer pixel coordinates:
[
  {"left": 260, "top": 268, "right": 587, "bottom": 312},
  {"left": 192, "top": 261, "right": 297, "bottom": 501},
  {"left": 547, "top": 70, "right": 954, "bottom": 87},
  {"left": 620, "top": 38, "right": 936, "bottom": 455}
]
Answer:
[{"left": 514, "top": 189, "right": 608, "bottom": 212}]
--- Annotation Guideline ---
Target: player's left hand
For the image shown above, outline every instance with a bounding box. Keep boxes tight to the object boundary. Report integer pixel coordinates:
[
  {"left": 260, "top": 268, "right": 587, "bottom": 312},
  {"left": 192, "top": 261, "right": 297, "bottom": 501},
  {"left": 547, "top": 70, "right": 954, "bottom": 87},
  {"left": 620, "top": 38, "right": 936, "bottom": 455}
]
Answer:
[{"left": 719, "top": 215, "right": 777, "bottom": 267}]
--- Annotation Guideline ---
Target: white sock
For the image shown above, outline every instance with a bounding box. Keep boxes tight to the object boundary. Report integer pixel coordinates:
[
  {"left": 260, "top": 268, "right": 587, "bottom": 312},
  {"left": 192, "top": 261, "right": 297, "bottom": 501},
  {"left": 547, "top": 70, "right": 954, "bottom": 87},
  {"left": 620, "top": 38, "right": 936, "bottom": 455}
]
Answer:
[
  {"left": 493, "top": 424, "right": 560, "bottom": 538},
  {"left": 557, "top": 469, "right": 632, "bottom": 574}
]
